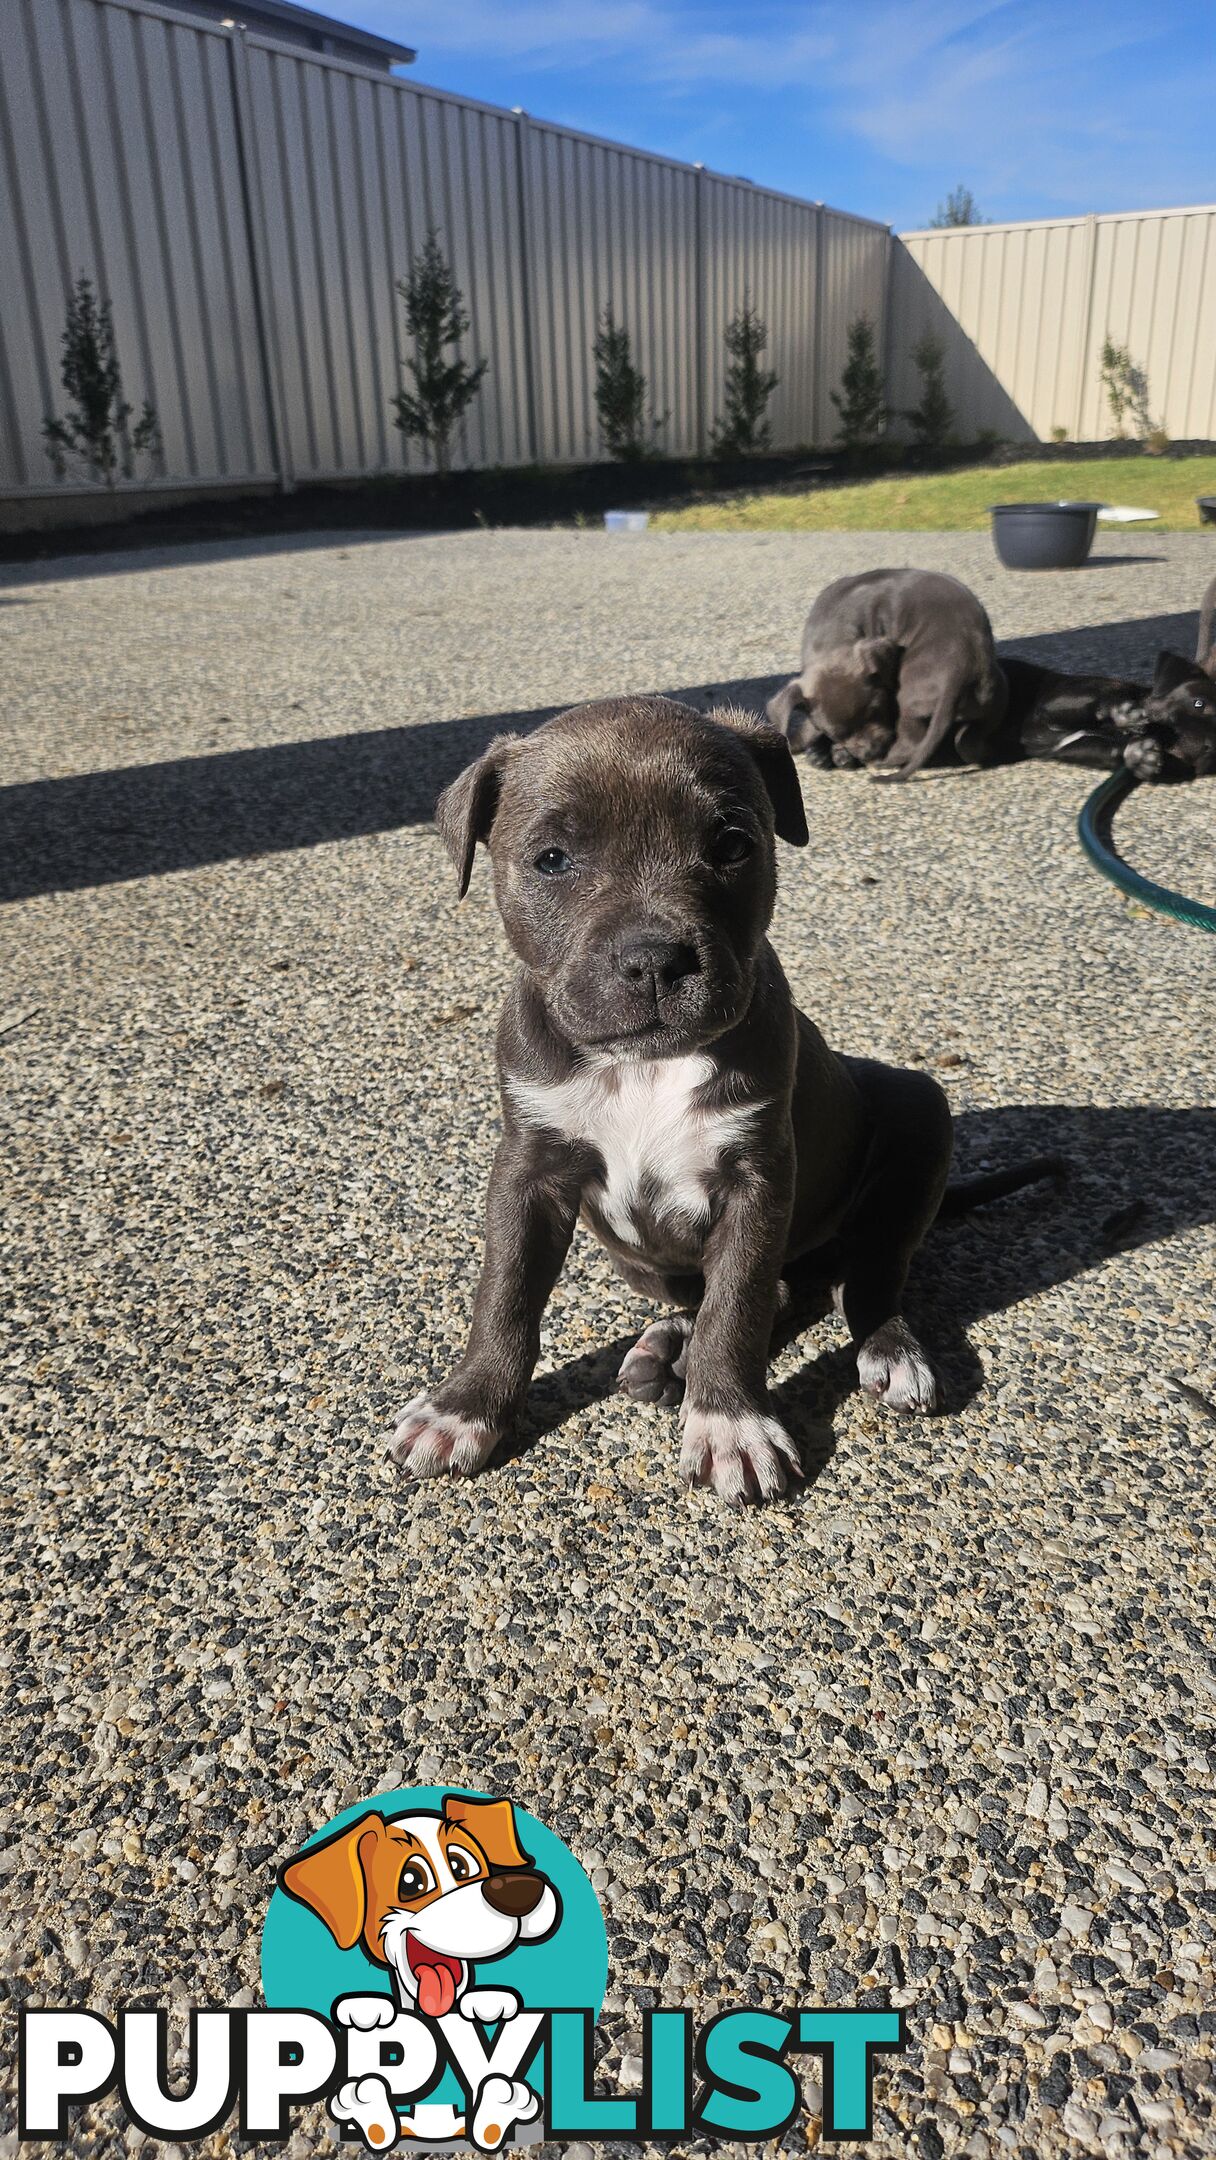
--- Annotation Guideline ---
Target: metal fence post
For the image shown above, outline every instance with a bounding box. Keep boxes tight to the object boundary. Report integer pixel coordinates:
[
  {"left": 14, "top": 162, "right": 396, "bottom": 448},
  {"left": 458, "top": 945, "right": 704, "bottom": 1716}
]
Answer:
[
  {"left": 880, "top": 225, "right": 897, "bottom": 440},
  {"left": 694, "top": 163, "right": 707, "bottom": 455},
  {"left": 512, "top": 108, "right": 541, "bottom": 466},
  {"left": 1074, "top": 213, "right": 1100, "bottom": 443},
  {"left": 812, "top": 203, "right": 826, "bottom": 447},
  {"left": 225, "top": 25, "right": 293, "bottom": 492}
]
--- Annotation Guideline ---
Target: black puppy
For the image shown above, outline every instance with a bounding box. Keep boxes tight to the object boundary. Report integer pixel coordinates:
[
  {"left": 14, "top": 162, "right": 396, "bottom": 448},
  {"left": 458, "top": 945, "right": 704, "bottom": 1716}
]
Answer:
[
  {"left": 389, "top": 697, "right": 1057, "bottom": 1505},
  {"left": 995, "top": 651, "right": 1216, "bottom": 780}
]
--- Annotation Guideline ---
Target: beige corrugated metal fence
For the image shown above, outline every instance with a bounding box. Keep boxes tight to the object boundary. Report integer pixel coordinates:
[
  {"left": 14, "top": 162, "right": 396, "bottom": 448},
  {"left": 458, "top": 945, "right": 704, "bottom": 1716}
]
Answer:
[
  {"left": 0, "top": 0, "right": 888, "bottom": 496},
  {"left": 5, "top": 0, "right": 1212, "bottom": 508},
  {"left": 890, "top": 208, "right": 1216, "bottom": 444}
]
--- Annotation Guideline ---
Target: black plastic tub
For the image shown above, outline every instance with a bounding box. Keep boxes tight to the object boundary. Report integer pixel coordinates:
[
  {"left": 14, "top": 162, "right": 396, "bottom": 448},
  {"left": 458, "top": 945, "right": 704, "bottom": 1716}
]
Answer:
[
  {"left": 1198, "top": 496, "right": 1216, "bottom": 526},
  {"left": 989, "top": 501, "right": 1101, "bottom": 569}
]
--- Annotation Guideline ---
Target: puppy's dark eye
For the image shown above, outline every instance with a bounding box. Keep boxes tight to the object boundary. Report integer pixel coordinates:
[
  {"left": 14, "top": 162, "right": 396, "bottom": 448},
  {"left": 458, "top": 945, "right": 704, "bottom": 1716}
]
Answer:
[
  {"left": 709, "top": 826, "right": 754, "bottom": 866},
  {"left": 1195, "top": 697, "right": 1209, "bottom": 712},
  {"left": 398, "top": 1858, "right": 435, "bottom": 1901},
  {"left": 447, "top": 1845, "right": 478, "bottom": 1883},
  {"left": 534, "top": 847, "right": 573, "bottom": 876}
]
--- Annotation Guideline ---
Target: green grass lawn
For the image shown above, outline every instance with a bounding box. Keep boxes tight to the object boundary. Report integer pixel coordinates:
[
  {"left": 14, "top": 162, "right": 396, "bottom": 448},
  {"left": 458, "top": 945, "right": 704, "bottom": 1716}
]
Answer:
[{"left": 653, "top": 455, "right": 1216, "bottom": 533}]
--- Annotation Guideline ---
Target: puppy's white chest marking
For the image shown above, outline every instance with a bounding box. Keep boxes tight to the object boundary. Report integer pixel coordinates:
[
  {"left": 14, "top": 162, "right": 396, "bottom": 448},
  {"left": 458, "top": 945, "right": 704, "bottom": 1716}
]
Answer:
[{"left": 509, "top": 1056, "right": 760, "bottom": 1246}]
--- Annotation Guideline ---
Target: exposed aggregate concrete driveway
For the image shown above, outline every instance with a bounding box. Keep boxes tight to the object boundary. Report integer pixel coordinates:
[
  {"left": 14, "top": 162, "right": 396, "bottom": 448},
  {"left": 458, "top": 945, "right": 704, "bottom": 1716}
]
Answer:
[{"left": 2, "top": 527, "right": 1216, "bottom": 2159}]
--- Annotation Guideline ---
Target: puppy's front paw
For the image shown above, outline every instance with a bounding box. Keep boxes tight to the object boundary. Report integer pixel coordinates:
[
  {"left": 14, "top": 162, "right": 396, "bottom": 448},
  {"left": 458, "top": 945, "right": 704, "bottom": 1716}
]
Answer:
[
  {"left": 856, "top": 1323, "right": 937, "bottom": 1412},
  {"left": 388, "top": 1395, "right": 500, "bottom": 1478},
  {"left": 331, "top": 2073, "right": 400, "bottom": 2151},
  {"left": 460, "top": 1986, "right": 520, "bottom": 2024},
  {"left": 471, "top": 2074, "right": 540, "bottom": 2152},
  {"left": 679, "top": 1405, "right": 802, "bottom": 1505},
  {"left": 1123, "top": 733, "right": 1164, "bottom": 780},
  {"left": 1106, "top": 698, "right": 1146, "bottom": 731},
  {"left": 617, "top": 1316, "right": 692, "bottom": 1406},
  {"left": 334, "top": 1992, "right": 398, "bottom": 2031}
]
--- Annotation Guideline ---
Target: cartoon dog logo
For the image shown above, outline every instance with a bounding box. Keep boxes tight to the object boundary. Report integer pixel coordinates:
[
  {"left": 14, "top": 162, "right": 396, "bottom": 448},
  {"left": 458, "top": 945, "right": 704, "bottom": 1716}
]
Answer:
[{"left": 280, "top": 1793, "right": 560, "bottom": 2151}]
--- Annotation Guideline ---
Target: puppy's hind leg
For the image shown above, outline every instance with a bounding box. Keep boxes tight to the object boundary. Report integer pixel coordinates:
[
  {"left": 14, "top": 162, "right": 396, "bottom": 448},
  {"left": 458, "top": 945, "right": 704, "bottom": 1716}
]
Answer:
[
  {"left": 618, "top": 1314, "right": 693, "bottom": 1406},
  {"left": 833, "top": 1063, "right": 954, "bottom": 1412}
]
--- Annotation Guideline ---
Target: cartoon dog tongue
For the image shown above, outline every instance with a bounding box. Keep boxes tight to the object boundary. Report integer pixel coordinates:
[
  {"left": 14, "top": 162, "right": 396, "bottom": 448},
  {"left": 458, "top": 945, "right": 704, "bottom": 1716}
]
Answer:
[{"left": 407, "top": 1935, "right": 464, "bottom": 2018}]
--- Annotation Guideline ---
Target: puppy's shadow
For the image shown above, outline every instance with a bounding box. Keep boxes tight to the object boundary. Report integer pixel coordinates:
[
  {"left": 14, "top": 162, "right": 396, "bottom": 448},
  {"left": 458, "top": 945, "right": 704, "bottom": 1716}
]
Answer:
[
  {"left": 773, "top": 1101, "right": 1215, "bottom": 1427},
  {"left": 496, "top": 1334, "right": 639, "bottom": 1465},
  {"left": 490, "top": 1103, "right": 1215, "bottom": 1476}
]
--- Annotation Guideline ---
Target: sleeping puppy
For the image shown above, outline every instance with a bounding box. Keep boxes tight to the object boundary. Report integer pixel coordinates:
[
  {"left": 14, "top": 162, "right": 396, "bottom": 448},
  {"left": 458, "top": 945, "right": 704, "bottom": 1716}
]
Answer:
[
  {"left": 766, "top": 567, "right": 1007, "bottom": 777},
  {"left": 388, "top": 697, "right": 1058, "bottom": 1506},
  {"left": 997, "top": 650, "right": 1216, "bottom": 780}
]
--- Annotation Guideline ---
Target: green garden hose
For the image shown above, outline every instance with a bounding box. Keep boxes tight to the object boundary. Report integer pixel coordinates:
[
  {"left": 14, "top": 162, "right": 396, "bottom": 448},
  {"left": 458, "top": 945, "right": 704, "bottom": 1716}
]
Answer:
[{"left": 1078, "top": 767, "right": 1216, "bottom": 933}]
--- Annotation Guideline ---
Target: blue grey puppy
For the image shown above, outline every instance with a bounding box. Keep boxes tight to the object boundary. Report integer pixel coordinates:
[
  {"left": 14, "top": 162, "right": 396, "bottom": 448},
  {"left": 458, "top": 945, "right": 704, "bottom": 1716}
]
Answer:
[{"left": 766, "top": 566, "right": 1007, "bottom": 776}]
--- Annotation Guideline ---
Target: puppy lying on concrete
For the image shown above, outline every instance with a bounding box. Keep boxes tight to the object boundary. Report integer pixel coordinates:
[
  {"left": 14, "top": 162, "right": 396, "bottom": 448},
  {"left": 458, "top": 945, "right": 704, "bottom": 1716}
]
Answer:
[
  {"left": 1001, "top": 650, "right": 1216, "bottom": 780},
  {"left": 390, "top": 698, "right": 1057, "bottom": 1506},
  {"left": 765, "top": 567, "right": 1007, "bottom": 777}
]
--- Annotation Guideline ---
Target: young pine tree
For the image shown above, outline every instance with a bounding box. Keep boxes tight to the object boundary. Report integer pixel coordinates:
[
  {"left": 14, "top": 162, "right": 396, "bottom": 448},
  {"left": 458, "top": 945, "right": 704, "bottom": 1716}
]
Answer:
[
  {"left": 711, "top": 293, "right": 779, "bottom": 458},
  {"left": 830, "top": 316, "right": 886, "bottom": 455},
  {"left": 42, "top": 275, "right": 160, "bottom": 485},
  {"left": 391, "top": 231, "right": 488, "bottom": 474},
  {"left": 906, "top": 331, "right": 954, "bottom": 451},
  {"left": 593, "top": 305, "right": 652, "bottom": 461}
]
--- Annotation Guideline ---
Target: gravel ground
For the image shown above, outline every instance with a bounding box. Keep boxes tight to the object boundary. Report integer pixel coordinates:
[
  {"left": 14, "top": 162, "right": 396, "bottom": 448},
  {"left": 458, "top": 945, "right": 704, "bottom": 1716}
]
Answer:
[{"left": 2, "top": 527, "right": 1215, "bottom": 2160}]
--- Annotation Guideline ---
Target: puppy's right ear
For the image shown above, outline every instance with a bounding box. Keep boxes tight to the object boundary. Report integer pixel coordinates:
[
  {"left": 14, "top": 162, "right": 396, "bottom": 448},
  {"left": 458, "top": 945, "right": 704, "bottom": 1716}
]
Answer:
[
  {"left": 434, "top": 735, "right": 521, "bottom": 897},
  {"left": 765, "top": 678, "right": 808, "bottom": 737},
  {"left": 1152, "top": 649, "right": 1198, "bottom": 696},
  {"left": 280, "top": 1812, "right": 386, "bottom": 1950}
]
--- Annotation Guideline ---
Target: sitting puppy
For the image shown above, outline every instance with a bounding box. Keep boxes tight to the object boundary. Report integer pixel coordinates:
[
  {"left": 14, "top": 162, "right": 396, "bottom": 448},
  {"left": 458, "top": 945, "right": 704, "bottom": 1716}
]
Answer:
[
  {"left": 998, "top": 650, "right": 1216, "bottom": 780},
  {"left": 766, "top": 567, "right": 1007, "bottom": 777},
  {"left": 390, "top": 698, "right": 1057, "bottom": 1506}
]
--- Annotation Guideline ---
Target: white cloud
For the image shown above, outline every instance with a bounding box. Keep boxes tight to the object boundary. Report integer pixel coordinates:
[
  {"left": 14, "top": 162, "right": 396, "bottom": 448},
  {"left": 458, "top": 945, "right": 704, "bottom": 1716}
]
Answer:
[{"left": 366, "top": 0, "right": 1216, "bottom": 220}]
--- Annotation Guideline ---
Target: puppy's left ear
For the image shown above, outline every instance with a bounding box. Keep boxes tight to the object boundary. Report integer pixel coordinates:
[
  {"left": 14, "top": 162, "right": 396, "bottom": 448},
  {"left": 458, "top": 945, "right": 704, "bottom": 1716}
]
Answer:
[
  {"left": 434, "top": 734, "right": 521, "bottom": 897},
  {"left": 279, "top": 1811, "right": 386, "bottom": 1949},
  {"left": 712, "top": 707, "right": 809, "bottom": 846},
  {"left": 1152, "top": 649, "right": 1199, "bottom": 696},
  {"left": 443, "top": 1792, "right": 533, "bottom": 1870},
  {"left": 750, "top": 725, "right": 809, "bottom": 846}
]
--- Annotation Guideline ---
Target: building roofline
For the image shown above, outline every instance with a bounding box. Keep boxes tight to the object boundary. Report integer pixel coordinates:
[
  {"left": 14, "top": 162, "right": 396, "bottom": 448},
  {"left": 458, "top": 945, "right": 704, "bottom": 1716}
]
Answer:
[{"left": 225, "top": 0, "right": 415, "bottom": 61}]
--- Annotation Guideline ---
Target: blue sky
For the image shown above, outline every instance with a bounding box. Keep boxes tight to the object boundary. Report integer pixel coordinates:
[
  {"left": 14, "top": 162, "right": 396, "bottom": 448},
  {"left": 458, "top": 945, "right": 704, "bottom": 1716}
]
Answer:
[{"left": 353, "top": 0, "right": 1216, "bottom": 230}]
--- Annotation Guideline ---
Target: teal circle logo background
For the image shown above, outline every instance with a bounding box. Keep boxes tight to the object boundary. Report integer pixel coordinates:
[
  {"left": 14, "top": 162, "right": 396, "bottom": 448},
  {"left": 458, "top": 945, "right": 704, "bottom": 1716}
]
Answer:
[{"left": 261, "top": 1787, "right": 608, "bottom": 2030}]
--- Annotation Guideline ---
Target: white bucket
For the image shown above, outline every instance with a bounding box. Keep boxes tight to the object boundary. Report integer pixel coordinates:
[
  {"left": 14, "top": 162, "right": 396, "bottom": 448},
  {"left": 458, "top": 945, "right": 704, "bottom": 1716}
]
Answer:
[{"left": 604, "top": 510, "right": 649, "bottom": 532}]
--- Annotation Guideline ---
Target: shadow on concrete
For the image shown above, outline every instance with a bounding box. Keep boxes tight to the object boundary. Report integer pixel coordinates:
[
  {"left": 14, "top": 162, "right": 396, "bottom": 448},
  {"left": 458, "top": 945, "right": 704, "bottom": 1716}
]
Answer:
[
  {"left": 1, "top": 610, "right": 1206, "bottom": 904},
  {"left": 423, "top": 1103, "right": 1216, "bottom": 1491},
  {"left": 887, "top": 244, "right": 1038, "bottom": 446},
  {"left": 774, "top": 1099, "right": 1216, "bottom": 1449}
]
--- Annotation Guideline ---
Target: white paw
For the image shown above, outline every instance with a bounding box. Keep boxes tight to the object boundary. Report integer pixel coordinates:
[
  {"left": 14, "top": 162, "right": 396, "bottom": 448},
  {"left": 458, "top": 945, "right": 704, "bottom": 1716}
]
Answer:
[
  {"left": 471, "top": 2074, "right": 540, "bottom": 2152},
  {"left": 331, "top": 2073, "right": 400, "bottom": 2151},
  {"left": 1123, "top": 734, "right": 1164, "bottom": 780},
  {"left": 617, "top": 1317, "right": 691, "bottom": 1406},
  {"left": 678, "top": 1405, "right": 802, "bottom": 1505},
  {"left": 857, "top": 1334, "right": 937, "bottom": 1412},
  {"left": 334, "top": 1993, "right": 398, "bottom": 2031},
  {"left": 387, "top": 1395, "right": 500, "bottom": 1478},
  {"left": 459, "top": 1987, "right": 520, "bottom": 2024}
]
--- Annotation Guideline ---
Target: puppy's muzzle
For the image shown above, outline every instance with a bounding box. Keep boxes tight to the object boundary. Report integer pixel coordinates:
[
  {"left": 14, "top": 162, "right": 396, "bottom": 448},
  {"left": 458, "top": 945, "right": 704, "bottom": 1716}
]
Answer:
[
  {"left": 612, "top": 932, "right": 701, "bottom": 991},
  {"left": 483, "top": 1869, "right": 547, "bottom": 1918}
]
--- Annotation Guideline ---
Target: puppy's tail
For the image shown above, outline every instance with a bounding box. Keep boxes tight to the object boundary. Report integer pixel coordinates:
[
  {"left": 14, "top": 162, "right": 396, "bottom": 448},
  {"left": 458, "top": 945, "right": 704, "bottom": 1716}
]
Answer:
[{"left": 938, "top": 1154, "right": 1068, "bottom": 1219}]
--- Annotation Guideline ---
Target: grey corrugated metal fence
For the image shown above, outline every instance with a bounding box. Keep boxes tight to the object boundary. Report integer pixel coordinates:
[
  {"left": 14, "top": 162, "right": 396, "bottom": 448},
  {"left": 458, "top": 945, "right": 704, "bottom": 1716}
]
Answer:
[
  {"left": 890, "top": 208, "right": 1216, "bottom": 444},
  {"left": 0, "top": 0, "right": 889, "bottom": 496}
]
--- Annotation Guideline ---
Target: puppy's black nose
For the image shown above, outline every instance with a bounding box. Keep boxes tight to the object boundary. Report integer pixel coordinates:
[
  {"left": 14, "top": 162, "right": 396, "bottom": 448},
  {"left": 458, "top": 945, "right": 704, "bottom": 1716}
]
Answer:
[
  {"left": 614, "top": 934, "right": 700, "bottom": 988},
  {"left": 483, "top": 1870, "right": 546, "bottom": 1918}
]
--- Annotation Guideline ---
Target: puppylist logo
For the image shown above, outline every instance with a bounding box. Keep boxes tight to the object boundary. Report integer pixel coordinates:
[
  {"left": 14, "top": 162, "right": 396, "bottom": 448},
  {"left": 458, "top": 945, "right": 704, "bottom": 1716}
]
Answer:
[{"left": 19, "top": 1785, "right": 906, "bottom": 2148}]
